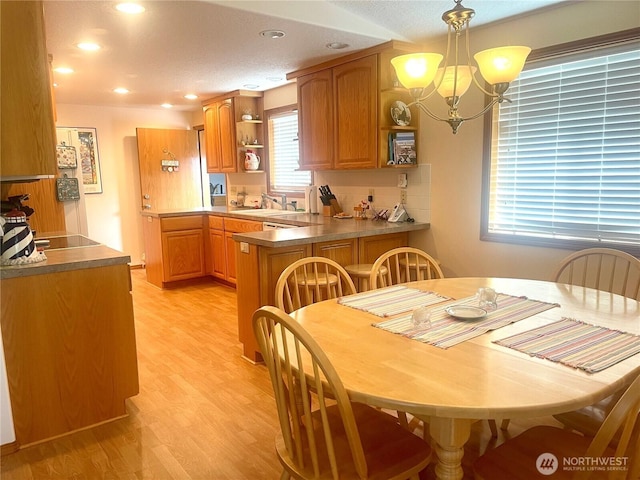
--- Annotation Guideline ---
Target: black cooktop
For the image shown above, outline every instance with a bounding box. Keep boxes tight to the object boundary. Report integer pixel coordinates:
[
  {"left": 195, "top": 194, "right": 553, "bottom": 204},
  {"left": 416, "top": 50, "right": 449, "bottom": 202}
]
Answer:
[{"left": 39, "top": 235, "right": 100, "bottom": 250}]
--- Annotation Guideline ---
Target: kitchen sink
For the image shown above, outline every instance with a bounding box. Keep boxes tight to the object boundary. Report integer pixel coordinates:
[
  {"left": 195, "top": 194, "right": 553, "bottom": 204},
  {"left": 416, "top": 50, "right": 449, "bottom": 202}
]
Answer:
[{"left": 230, "top": 208, "right": 301, "bottom": 217}]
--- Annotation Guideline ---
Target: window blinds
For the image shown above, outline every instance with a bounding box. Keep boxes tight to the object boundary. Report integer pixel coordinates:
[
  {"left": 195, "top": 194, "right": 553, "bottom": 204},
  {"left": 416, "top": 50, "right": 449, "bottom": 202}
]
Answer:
[
  {"left": 268, "top": 111, "right": 311, "bottom": 190},
  {"left": 489, "top": 43, "right": 640, "bottom": 250}
]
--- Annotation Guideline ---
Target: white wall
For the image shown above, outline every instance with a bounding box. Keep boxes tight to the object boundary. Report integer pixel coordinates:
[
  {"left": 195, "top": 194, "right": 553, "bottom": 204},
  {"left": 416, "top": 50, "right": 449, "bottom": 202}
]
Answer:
[
  {"left": 412, "top": 0, "right": 640, "bottom": 279},
  {"left": 56, "top": 104, "right": 194, "bottom": 264}
]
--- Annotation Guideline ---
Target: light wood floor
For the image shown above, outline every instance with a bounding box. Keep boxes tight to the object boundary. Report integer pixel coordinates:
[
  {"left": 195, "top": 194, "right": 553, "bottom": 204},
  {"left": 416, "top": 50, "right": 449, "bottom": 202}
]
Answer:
[{"left": 1, "top": 269, "right": 563, "bottom": 479}]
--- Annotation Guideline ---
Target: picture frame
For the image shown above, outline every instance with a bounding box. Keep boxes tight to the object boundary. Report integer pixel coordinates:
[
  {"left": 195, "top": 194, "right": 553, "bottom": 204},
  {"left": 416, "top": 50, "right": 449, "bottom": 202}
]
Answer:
[{"left": 77, "top": 127, "right": 103, "bottom": 194}]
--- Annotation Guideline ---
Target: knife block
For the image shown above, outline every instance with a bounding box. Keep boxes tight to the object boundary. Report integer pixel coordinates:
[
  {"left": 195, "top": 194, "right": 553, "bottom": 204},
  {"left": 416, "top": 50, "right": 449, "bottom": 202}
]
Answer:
[{"left": 323, "top": 200, "right": 342, "bottom": 217}]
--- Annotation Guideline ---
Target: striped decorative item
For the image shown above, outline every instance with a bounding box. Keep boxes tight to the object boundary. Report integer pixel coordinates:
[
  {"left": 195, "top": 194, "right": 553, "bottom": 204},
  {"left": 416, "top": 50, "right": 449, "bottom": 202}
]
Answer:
[
  {"left": 494, "top": 317, "right": 640, "bottom": 373},
  {"left": 338, "top": 285, "right": 451, "bottom": 317},
  {"left": 373, "top": 294, "right": 559, "bottom": 349}
]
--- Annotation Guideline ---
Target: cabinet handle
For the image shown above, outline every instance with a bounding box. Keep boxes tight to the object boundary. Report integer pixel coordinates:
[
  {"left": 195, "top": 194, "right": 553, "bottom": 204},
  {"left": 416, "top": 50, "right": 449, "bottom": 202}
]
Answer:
[{"left": 143, "top": 204, "right": 151, "bottom": 209}]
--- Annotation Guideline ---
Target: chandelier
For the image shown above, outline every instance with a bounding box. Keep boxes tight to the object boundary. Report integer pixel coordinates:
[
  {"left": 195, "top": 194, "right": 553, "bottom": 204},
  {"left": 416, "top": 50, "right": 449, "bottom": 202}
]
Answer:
[{"left": 391, "top": 0, "right": 531, "bottom": 134}]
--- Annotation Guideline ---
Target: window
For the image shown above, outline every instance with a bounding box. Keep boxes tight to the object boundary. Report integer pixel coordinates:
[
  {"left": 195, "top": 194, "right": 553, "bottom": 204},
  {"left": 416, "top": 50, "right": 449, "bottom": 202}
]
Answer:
[
  {"left": 266, "top": 105, "right": 311, "bottom": 194},
  {"left": 482, "top": 31, "right": 640, "bottom": 256}
]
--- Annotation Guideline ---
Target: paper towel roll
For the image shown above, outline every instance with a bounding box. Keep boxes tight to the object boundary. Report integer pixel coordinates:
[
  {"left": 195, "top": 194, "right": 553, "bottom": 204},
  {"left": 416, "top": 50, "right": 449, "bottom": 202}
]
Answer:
[{"left": 305, "top": 186, "right": 319, "bottom": 214}]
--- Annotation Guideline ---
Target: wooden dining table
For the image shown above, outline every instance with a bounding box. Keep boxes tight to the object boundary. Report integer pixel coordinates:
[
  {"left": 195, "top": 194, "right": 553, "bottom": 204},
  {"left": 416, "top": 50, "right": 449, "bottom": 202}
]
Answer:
[{"left": 289, "top": 277, "right": 640, "bottom": 480}]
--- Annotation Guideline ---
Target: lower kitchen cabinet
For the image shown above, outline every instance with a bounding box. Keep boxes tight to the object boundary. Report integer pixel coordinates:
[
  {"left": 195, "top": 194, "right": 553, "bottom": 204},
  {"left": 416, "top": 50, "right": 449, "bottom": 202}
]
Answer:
[
  {"left": 235, "top": 231, "right": 409, "bottom": 362},
  {"left": 143, "top": 213, "right": 263, "bottom": 288},
  {"left": 143, "top": 214, "right": 205, "bottom": 288},
  {"left": 0, "top": 262, "right": 139, "bottom": 446},
  {"left": 313, "top": 238, "right": 357, "bottom": 266}
]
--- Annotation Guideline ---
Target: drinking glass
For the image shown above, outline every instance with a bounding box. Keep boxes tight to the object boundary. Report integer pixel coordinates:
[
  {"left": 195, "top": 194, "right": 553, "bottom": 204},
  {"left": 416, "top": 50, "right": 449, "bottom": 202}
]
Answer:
[
  {"left": 411, "top": 306, "right": 432, "bottom": 328},
  {"left": 478, "top": 287, "right": 498, "bottom": 311}
]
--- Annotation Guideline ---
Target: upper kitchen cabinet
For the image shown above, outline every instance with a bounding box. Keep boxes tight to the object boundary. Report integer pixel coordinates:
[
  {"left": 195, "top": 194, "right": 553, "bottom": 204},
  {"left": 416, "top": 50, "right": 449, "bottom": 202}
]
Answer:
[
  {"left": 0, "top": 1, "right": 57, "bottom": 180},
  {"left": 202, "top": 90, "right": 264, "bottom": 173},
  {"left": 288, "top": 41, "right": 421, "bottom": 170}
]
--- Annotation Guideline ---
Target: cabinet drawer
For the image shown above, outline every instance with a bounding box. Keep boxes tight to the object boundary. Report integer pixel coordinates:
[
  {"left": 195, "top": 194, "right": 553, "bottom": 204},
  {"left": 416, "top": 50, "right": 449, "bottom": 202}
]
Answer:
[
  {"left": 208, "top": 215, "right": 224, "bottom": 230},
  {"left": 224, "top": 217, "right": 263, "bottom": 233},
  {"left": 161, "top": 215, "right": 203, "bottom": 232}
]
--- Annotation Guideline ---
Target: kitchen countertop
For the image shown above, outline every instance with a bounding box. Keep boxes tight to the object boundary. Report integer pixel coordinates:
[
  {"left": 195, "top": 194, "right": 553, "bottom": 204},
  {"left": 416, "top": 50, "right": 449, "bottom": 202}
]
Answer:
[
  {"left": 141, "top": 206, "right": 429, "bottom": 248},
  {"left": 0, "top": 234, "right": 131, "bottom": 279}
]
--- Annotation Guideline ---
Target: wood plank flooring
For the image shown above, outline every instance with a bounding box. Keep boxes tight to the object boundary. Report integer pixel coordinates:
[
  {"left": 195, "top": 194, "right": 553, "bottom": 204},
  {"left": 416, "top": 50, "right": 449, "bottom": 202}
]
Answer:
[{"left": 1, "top": 269, "right": 563, "bottom": 479}]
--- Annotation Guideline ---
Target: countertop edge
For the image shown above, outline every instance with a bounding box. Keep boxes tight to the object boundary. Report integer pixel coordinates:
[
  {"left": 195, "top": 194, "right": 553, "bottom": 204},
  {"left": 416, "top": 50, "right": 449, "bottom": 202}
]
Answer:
[{"left": 1, "top": 245, "right": 131, "bottom": 279}]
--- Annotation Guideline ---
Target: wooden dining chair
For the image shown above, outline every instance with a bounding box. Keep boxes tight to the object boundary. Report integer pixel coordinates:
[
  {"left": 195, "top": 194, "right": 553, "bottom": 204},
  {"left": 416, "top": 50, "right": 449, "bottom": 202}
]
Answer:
[
  {"left": 552, "top": 248, "right": 640, "bottom": 300},
  {"left": 369, "top": 247, "right": 444, "bottom": 290},
  {"left": 275, "top": 257, "right": 357, "bottom": 313},
  {"left": 473, "top": 374, "right": 640, "bottom": 480},
  {"left": 252, "top": 305, "right": 432, "bottom": 480},
  {"left": 552, "top": 248, "right": 640, "bottom": 438}
]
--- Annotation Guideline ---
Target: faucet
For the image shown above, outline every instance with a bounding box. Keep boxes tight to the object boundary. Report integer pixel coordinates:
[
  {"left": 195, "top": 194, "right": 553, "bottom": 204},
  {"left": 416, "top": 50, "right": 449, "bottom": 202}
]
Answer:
[{"left": 261, "top": 193, "right": 298, "bottom": 211}]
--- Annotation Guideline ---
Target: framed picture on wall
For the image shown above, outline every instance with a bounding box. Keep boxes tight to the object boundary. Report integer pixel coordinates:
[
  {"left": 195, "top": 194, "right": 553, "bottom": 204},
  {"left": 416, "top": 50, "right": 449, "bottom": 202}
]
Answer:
[{"left": 77, "top": 127, "right": 103, "bottom": 194}]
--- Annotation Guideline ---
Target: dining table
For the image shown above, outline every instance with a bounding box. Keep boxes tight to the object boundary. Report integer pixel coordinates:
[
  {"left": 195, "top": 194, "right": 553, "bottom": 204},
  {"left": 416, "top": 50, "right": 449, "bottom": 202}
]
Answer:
[{"left": 288, "top": 277, "right": 640, "bottom": 480}]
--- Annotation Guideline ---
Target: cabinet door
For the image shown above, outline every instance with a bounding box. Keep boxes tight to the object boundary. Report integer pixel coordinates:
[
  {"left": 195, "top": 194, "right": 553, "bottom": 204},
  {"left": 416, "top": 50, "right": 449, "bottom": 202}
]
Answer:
[
  {"left": 219, "top": 100, "right": 237, "bottom": 173},
  {"left": 203, "top": 104, "right": 222, "bottom": 172},
  {"left": 297, "top": 70, "right": 334, "bottom": 170},
  {"left": 358, "top": 232, "right": 408, "bottom": 264},
  {"left": 333, "top": 55, "right": 378, "bottom": 169},
  {"left": 209, "top": 229, "right": 226, "bottom": 280},
  {"left": 1, "top": 1, "right": 57, "bottom": 177},
  {"left": 161, "top": 229, "right": 205, "bottom": 281},
  {"left": 225, "top": 231, "right": 237, "bottom": 284},
  {"left": 313, "top": 239, "right": 357, "bottom": 266}
]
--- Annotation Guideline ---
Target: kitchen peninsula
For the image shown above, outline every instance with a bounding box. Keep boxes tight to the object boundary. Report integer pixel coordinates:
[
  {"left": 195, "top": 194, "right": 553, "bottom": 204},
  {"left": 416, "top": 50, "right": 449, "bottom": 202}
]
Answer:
[
  {"left": 142, "top": 207, "right": 429, "bottom": 361},
  {"left": 0, "top": 235, "right": 139, "bottom": 448}
]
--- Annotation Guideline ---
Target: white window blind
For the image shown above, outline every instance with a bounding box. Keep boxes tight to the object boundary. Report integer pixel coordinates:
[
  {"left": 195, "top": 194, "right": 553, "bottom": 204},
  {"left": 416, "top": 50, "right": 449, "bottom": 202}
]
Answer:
[
  {"left": 268, "top": 111, "right": 311, "bottom": 191},
  {"left": 486, "top": 41, "right": 640, "bottom": 254}
]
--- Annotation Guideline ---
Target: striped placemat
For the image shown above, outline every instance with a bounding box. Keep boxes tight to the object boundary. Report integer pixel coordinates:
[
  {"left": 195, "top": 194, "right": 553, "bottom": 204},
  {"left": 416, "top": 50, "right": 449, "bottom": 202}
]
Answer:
[
  {"left": 494, "top": 318, "right": 640, "bottom": 373},
  {"left": 373, "top": 294, "right": 559, "bottom": 349},
  {"left": 338, "top": 285, "right": 450, "bottom": 317}
]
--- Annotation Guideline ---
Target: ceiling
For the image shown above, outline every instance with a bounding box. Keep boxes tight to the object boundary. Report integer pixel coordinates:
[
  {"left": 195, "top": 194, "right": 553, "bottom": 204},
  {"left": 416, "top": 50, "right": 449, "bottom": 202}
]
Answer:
[{"left": 43, "top": 0, "right": 567, "bottom": 111}]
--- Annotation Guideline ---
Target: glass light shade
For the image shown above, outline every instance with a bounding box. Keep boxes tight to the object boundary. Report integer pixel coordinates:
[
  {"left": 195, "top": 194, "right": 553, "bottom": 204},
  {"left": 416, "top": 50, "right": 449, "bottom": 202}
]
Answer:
[
  {"left": 391, "top": 53, "right": 444, "bottom": 89},
  {"left": 473, "top": 46, "right": 531, "bottom": 84},
  {"left": 434, "top": 65, "right": 477, "bottom": 98}
]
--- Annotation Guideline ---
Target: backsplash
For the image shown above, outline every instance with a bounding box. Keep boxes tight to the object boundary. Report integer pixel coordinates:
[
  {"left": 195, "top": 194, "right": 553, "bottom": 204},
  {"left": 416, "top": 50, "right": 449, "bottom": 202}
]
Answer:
[{"left": 226, "top": 164, "right": 431, "bottom": 223}]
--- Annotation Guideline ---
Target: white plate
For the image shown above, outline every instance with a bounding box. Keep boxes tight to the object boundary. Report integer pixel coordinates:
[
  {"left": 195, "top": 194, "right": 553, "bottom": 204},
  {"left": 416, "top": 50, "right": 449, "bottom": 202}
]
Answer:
[
  {"left": 445, "top": 305, "right": 487, "bottom": 320},
  {"left": 390, "top": 100, "right": 411, "bottom": 126}
]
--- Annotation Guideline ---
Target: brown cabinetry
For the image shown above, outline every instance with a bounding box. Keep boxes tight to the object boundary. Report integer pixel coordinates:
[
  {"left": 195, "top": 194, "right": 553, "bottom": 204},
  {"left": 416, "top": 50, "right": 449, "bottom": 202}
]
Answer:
[
  {"left": 236, "top": 231, "right": 409, "bottom": 362},
  {"left": 289, "top": 41, "right": 420, "bottom": 171},
  {"left": 0, "top": 0, "right": 57, "bottom": 179},
  {"left": 202, "top": 91, "right": 264, "bottom": 173},
  {"left": 1, "top": 261, "right": 139, "bottom": 446},
  {"left": 313, "top": 238, "right": 357, "bottom": 266},
  {"left": 203, "top": 100, "right": 236, "bottom": 173},
  {"left": 143, "top": 215, "right": 205, "bottom": 288},
  {"left": 297, "top": 56, "right": 377, "bottom": 170}
]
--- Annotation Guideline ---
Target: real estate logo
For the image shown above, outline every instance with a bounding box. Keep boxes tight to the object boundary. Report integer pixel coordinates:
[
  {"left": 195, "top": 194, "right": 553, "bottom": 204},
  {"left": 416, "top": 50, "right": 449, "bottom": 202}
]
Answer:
[{"left": 536, "top": 453, "right": 559, "bottom": 475}]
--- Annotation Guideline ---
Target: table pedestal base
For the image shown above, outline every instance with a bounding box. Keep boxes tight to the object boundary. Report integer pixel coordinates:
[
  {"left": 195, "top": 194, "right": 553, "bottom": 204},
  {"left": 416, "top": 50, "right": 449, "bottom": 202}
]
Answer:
[{"left": 429, "top": 417, "right": 473, "bottom": 480}]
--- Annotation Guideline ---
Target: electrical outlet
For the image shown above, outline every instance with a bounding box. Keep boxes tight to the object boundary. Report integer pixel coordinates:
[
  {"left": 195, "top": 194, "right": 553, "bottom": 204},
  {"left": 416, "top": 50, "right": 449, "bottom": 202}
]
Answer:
[
  {"left": 400, "top": 189, "right": 407, "bottom": 204},
  {"left": 368, "top": 188, "right": 374, "bottom": 203}
]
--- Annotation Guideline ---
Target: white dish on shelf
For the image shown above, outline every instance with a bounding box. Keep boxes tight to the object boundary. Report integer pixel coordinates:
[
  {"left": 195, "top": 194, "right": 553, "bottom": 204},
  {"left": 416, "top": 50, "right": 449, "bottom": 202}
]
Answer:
[
  {"left": 445, "top": 305, "right": 487, "bottom": 320},
  {"left": 390, "top": 100, "right": 411, "bottom": 126}
]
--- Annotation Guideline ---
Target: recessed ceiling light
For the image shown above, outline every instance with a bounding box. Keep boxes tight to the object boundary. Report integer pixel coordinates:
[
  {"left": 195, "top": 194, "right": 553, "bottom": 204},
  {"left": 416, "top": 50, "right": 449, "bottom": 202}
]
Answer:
[
  {"left": 113, "top": 87, "right": 129, "bottom": 94},
  {"left": 115, "top": 3, "right": 145, "bottom": 14},
  {"left": 266, "top": 76, "right": 283, "bottom": 82},
  {"left": 53, "top": 67, "right": 74, "bottom": 74},
  {"left": 326, "top": 42, "right": 349, "bottom": 50},
  {"left": 76, "top": 42, "right": 101, "bottom": 51},
  {"left": 161, "top": 103, "right": 173, "bottom": 109},
  {"left": 259, "top": 30, "right": 285, "bottom": 39},
  {"left": 243, "top": 84, "right": 260, "bottom": 90},
  {"left": 184, "top": 94, "right": 198, "bottom": 100}
]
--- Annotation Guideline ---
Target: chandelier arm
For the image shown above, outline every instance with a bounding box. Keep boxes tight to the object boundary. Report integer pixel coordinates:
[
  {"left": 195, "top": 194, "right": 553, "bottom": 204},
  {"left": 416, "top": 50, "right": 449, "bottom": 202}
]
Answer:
[
  {"left": 455, "top": 96, "right": 502, "bottom": 122},
  {"left": 412, "top": 101, "right": 449, "bottom": 123}
]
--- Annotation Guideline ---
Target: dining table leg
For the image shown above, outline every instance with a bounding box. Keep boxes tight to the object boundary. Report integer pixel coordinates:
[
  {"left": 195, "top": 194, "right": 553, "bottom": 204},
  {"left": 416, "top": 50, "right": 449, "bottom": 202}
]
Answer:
[{"left": 428, "top": 417, "right": 473, "bottom": 480}]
